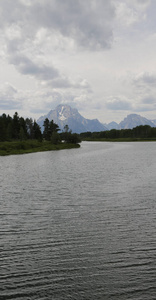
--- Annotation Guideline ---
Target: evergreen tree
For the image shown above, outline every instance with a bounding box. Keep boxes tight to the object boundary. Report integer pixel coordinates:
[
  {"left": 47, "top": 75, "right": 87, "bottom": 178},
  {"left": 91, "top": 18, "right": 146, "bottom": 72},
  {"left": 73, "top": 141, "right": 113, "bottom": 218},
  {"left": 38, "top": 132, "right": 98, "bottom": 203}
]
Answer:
[
  {"left": 12, "top": 112, "right": 20, "bottom": 139},
  {"left": 43, "top": 118, "right": 51, "bottom": 140},
  {"left": 0, "top": 117, "right": 5, "bottom": 141},
  {"left": 6, "top": 122, "right": 13, "bottom": 140},
  {"left": 33, "top": 121, "right": 42, "bottom": 141},
  {"left": 19, "top": 117, "right": 28, "bottom": 139},
  {"left": 50, "top": 120, "right": 59, "bottom": 134},
  {"left": 43, "top": 118, "right": 59, "bottom": 140},
  {"left": 25, "top": 118, "right": 34, "bottom": 139},
  {"left": 19, "top": 127, "right": 26, "bottom": 140}
]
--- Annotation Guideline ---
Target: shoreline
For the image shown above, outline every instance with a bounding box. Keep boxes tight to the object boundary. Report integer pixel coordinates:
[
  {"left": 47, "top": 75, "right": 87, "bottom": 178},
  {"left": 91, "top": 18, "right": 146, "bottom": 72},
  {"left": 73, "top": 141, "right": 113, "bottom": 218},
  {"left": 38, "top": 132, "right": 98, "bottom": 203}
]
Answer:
[
  {"left": 82, "top": 138, "right": 156, "bottom": 142},
  {"left": 0, "top": 140, "right": 80, "bottom": 156}
]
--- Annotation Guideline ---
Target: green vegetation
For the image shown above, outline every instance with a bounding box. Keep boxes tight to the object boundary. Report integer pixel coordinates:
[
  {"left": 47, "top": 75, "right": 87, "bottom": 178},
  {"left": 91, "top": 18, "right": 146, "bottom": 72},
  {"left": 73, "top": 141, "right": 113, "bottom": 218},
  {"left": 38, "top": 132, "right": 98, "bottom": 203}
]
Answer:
[
  {"left": 0, "top": 140, "right": 80, "bottom": 156},
  {"left": 60, "top": 125, "right": 81, "bottom": 144},
  {"left": 0, "top": 112, "right": 81, "bottom": 156},
  {"left": 80, "top": 125, "right": 156, "bottom": 141}
]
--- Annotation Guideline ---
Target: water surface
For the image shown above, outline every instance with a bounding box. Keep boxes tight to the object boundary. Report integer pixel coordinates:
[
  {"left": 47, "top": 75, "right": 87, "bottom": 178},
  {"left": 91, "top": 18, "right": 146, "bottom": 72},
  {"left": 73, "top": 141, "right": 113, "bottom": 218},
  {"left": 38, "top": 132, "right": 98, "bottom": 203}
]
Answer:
[{"left": 0, "top": 142, "right": 156, "bottom": 299}]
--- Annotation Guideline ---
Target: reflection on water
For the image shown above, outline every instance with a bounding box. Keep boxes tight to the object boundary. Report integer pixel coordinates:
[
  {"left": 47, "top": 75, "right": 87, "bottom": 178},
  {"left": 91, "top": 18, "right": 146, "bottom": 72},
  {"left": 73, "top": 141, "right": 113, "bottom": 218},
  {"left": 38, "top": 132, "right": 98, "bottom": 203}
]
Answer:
[{"left": 0, "top": 142, "right": 156, "bottom": 299}]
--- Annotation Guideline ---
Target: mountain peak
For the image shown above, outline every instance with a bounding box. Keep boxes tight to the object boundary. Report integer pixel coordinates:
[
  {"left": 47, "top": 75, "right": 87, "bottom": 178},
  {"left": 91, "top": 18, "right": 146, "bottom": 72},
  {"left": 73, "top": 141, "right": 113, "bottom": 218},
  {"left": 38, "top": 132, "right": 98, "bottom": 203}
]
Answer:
[
  {"left": 119, "top": 113, "right": 154, "bottom": 129},
  {"left": 37, "top": 104, "right": 107, "bottom": 133}
]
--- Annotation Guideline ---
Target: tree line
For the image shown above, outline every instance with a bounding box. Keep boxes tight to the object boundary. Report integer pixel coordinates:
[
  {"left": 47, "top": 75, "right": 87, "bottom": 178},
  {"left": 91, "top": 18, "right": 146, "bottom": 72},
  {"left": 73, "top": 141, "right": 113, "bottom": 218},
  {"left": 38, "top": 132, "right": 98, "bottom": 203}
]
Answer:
[
  {"left": 80, "top": 125, "right": 156, "bottom": 140},
  {"left": 0, "top": 112, "right": 81, "bottom": 144},
  {"left": 3, "top": 112, "right": 155, "bottom": 143}
]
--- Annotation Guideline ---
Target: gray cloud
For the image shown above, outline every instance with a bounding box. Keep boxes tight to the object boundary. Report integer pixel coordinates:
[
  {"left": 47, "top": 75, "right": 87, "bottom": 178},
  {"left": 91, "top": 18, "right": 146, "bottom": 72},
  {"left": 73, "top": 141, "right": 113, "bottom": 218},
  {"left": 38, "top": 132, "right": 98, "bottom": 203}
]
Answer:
[
  {"left": 7, "top": 44, "right": 92, "bottom": 91},
  {"left": 133, "top": 96, "right": 156, "bottom": 112},
  {"left": 0, "top": 83, "right": 22, "bottom": 110},
  {"left": 134, "top": 105, "right": 156, "bottom": 112},
  {"left": 141, "top": 96, "right": 156, "bottom": 105},
  {"left": 48, "top": 77, "right": 92, "bottom": 91},
  {"left": 133, "top": 72, "right": 156, "bottom": 88},
  {"left": 106, "top": 98, "right": 132, "bottom": 110},
  {"left": 9, "top": 54, "right": 59, "bottom": 81},
  {"left": 0, "top": 0, "right": 115, "bottom": 50}
]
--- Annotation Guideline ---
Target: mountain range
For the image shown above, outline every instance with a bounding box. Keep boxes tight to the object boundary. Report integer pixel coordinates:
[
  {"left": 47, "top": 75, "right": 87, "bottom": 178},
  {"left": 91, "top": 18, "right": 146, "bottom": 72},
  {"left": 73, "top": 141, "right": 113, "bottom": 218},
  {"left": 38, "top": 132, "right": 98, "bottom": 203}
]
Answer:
[{"left": 37, "top": 104, "right": 156, "bottom": 133}]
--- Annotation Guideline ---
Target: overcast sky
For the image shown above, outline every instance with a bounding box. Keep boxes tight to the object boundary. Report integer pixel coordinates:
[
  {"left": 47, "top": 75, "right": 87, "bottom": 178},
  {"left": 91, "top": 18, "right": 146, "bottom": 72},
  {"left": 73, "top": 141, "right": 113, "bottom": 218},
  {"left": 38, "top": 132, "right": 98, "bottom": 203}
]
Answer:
[{"left": 0, "top": 0, "right": 156, "bottom": 123}]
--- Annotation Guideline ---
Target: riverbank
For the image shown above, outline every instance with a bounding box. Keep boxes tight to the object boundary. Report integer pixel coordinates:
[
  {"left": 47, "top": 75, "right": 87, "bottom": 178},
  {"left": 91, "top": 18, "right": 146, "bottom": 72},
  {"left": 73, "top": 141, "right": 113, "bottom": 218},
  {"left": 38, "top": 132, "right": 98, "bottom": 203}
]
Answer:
[
  {"left": 82, "top": 137, "right": 156, "bottom": 142},
  {"left": 0, "top": 140, "right": 80, "bottom": 156}
]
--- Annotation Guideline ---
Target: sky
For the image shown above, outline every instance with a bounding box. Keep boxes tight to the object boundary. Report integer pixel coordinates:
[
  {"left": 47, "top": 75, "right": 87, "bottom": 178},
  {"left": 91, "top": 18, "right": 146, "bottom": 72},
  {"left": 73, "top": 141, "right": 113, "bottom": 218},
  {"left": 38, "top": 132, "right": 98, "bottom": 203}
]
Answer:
[{"left": 0, "top": 0, "right": 156, "bottom": 124}]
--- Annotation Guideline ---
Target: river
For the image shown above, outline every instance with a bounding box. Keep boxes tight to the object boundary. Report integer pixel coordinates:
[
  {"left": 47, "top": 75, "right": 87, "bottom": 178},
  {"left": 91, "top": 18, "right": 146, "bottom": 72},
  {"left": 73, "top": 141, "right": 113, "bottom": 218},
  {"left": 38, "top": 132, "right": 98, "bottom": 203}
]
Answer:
[{"left": 0, "top": 141, "right": 156, "bottom": 299}]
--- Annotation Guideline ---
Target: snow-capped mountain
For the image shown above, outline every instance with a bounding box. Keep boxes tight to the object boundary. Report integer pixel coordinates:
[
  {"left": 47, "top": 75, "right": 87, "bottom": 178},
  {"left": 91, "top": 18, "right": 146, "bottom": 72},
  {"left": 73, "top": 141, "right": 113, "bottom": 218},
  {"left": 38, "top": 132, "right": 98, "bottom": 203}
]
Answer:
[{"left": 37, "top": 104, "right": 107, "bottom": 133}]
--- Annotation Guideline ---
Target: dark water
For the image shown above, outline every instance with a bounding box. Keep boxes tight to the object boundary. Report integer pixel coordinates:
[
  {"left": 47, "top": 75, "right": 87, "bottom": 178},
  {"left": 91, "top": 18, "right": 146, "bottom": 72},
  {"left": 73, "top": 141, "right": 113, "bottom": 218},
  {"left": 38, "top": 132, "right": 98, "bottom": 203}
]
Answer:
[{"left": 0, "top": 142, "right": 156, "bottom": 299}]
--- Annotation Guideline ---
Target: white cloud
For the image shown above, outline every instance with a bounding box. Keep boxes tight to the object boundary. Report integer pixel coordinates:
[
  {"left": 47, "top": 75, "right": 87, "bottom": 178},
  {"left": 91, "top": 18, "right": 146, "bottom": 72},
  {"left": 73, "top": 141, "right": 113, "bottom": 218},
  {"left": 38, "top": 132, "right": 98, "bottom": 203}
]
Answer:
[
  {"left": 113, "top": 0, "right": 150, "bottom": 27},
  {"left": 115, "top": 2, "right": 140, "bottom": 27}
]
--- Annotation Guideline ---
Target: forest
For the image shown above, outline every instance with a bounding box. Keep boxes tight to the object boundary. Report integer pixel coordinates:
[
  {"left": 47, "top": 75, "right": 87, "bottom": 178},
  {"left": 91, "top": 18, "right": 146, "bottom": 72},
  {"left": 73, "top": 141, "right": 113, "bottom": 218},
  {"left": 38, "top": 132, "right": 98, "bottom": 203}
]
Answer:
[
  {"left": 80, "top": 125, "right": 156, "bottom": 141},
  {"left": 0, "top": 112, "right": 42, "bottom": 142}
]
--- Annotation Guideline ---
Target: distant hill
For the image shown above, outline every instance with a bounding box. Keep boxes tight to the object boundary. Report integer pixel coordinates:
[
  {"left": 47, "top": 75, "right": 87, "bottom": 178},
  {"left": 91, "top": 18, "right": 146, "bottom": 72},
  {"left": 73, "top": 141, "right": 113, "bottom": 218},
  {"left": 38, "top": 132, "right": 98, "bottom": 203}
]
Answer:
[
  {"left": 37, "top": 104, "right": 107, "bottom": 133},
  {"left": 104, "top": 121, "right": 119, "bottom": 130}
]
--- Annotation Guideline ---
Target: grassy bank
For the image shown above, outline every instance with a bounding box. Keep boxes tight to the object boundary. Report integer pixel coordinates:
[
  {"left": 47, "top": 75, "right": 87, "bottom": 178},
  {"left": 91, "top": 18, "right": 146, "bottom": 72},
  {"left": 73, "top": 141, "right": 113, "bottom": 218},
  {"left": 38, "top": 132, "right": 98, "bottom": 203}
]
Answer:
[{"left": 0, "top": 140, "right": 80, "bottom": 156}]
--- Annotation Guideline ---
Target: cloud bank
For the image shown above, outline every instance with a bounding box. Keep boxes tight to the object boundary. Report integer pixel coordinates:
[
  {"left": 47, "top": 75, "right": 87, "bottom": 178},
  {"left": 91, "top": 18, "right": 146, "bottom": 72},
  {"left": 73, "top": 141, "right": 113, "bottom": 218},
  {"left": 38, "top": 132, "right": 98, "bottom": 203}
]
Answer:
[{"left": 0, "top": 0, "right": 156, "bottom": 122}]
